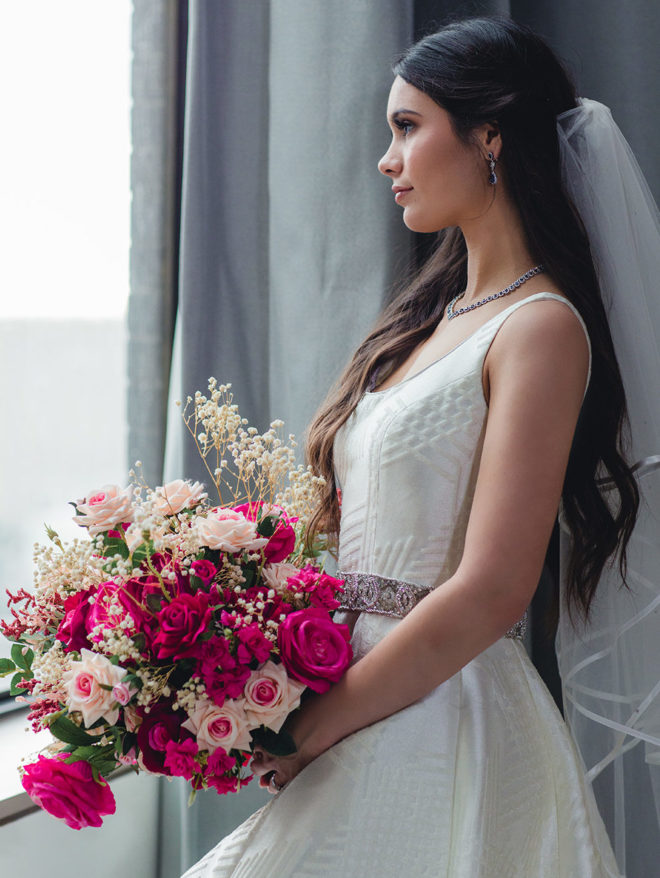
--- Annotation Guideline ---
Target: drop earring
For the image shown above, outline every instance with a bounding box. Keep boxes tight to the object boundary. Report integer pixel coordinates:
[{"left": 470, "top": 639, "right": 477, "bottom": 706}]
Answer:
[{"left": 487, "top": 151, "right": 498, "bottom": 185}]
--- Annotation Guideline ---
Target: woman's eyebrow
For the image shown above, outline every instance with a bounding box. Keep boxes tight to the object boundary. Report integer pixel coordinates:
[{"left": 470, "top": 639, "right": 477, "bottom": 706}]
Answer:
[{"left": 388, "top": 108, "right": 423, "bottom": 123}]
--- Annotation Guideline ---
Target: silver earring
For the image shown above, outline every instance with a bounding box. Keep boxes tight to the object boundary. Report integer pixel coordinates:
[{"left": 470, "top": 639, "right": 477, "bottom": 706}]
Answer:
[{"left": 488, "top": 151, "right": 498, "bottom": 185}]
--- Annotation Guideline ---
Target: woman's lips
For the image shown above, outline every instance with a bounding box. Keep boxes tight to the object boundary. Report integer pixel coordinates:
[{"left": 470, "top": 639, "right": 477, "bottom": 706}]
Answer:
[{"left": 393, "top": 187, "right": 413, "bottom": 203}]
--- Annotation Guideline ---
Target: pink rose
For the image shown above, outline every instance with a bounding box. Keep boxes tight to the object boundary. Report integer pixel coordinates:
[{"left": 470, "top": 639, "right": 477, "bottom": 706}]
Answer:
[
  {"left": 278, "top": 608, "right": 352, "bottom": 693},
  {"left": 182, "top": 697, "right": 252, "bottom": 753},
  {"left": 243, "top": 661, "right": 306, "bottom": 732},
  {"left": 153, "top": 479, "right": 207, "bottom": 515},
  {"left": 152, "top": 592, "right": 213, "bottom": 660},
  {"left": 164, "top": 738, "right": 200, "bottom": 779},
  {"left": 112, "top": 681, "right": 136, "bottom": 706},
  {"left": 196, "top": 507, "right": 268, "bottom": 554},
  {"left": 73, "top": 485, "right": 133, "bottom": 536},
  {"left": 63, "top": 649, "right": 127, "bottom": 727},
  {"left": 21, "top": 755, "right": 116, "bottom": 829}
]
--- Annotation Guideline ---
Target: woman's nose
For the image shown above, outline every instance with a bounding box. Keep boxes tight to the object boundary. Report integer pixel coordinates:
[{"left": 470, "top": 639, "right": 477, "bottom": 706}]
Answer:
[{"left": 378, "top": 143, "right": 402, "bottom": 177}]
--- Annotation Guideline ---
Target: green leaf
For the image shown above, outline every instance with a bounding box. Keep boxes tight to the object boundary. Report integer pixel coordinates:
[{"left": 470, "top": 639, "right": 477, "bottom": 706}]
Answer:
[
  {"left": 257, "top": 516, "right": 277, "bottom": 538},
  {"left": 250, "top": 726, "right": 297, "bottom": 757},
  {"left": 0, "top": 658, "right": 17, "bottom": 677},
  {"left": 102, "top": 536, "right": 129, "bottom": 560},
  {"left": 11, "top": 643, "right": 29, "bottom": 671},
  {"left": 146, "top": 593, "right": 164, "bottom": 613},
  {"left": 9, "top": 672, "right": 25, "bottom": 696},
  {"left": 49, "top": 715, "right": 105, "bottom": 747}
]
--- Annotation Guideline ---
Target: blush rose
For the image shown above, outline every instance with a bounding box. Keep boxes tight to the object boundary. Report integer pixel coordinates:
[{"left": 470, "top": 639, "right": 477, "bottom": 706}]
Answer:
[
  {"left": 63, "top": 649, "right": 127, "bottom": 727},
  {"left": 243, "top": 661, "right": 306, "bottom": 732},
  {"left": 153, "top": 479, "right": 207, "bottom": 515},
  {"left": 278, "top": 608, "right": 352, "bottom": 693},
  {"left": 182, "top": 697, "right": 252, "bottom": 753},
  {"left": 196, "top": 508, "right": 268, "bottom": 554},
  {"left": 73, "top": 484, "right": 133, "bottom": 536},
  {"left": 21, "top": 755, "right": 116, "bottom": 830}
]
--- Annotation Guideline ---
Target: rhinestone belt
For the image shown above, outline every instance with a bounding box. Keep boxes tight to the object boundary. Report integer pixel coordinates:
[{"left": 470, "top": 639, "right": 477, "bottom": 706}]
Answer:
[{"left": 337, "top": 570, "right": 527, "bottom": 639}]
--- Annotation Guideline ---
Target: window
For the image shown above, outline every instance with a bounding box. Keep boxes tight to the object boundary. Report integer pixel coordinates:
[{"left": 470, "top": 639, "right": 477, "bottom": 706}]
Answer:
[{"left": 0, "top": 2, "right": 131, "bottom": 694}]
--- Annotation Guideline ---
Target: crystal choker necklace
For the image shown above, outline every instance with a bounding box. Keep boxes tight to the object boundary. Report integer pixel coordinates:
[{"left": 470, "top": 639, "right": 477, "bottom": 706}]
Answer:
[{"left": 446, "top": 265, "right": 545, "bottom": 320}]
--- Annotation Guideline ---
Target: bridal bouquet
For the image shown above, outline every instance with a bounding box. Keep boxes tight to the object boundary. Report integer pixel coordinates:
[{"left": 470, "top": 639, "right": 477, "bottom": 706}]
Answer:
[{"left": 1, "top": 380, "right": 351, "bottom": 829}]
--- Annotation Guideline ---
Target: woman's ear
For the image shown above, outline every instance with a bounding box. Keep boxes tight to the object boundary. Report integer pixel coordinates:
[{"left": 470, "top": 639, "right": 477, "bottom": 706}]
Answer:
[{"left": 475, "top": 121, "right": 502, "bottom": 161}]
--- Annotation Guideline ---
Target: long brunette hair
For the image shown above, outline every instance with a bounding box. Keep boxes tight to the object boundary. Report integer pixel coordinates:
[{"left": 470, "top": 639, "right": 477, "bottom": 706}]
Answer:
[{"left": 304, "top": 17, "right": 639, "bottom": 620}]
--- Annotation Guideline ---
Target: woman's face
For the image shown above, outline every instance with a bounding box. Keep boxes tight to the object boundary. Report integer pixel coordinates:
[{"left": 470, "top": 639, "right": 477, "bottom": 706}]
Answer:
[{"left": 378, "top": 77, "right": 492, "bottom": 233}]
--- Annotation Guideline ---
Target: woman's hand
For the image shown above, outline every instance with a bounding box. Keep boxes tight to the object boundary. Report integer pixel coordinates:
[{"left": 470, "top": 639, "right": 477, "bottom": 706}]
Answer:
[{"left": 250, "top": 706, "right": 321, "bottom": 794}]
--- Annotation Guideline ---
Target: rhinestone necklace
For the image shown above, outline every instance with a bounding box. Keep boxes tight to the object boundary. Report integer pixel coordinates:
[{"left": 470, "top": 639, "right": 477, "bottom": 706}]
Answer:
[{"left": 446, "top": 265, "right": 545, "bottom": 320}]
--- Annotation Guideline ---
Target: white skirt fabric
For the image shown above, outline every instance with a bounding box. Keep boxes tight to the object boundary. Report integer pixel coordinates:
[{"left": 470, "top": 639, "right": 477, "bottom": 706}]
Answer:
[{"left": 181, "top": 613, "right": 621, "bottom": 878}]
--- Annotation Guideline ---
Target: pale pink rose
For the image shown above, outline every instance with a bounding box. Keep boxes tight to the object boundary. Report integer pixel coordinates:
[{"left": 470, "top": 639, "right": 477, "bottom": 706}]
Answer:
[
  {"left": 153, "top": 479, "right": 207, "bottom": 515},
  {"left": 123, "top": 523, "right": 145, "bottom": 553},
  {"left": 196, "top": 508, "right": 268, "bottom": 554},
  {"left": 62, "top": 649, "right": 127, "bottom": 727},
  {"left": 262, "top": 562, "right": 300, "bottom": 592},
  {"left": 74, "top": 485, "right": 133, "bottom": 536},
  {"left": 123, "top": 704, "right": 141, "bottom": 733},
  {"left": 112, "top": 681, "right": 136, "bottom": 707},
  {"left": 182, "top": 697, "right": 252, "bottom": 753},
  {"left": 243, "top": 661, "right": 306, "bottom": 732}
]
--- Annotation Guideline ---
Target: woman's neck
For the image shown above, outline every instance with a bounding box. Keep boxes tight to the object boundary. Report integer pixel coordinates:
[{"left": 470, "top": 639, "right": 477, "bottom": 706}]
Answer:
[{"left": 459, "top": 190, "right": 536, "bottom": 301}]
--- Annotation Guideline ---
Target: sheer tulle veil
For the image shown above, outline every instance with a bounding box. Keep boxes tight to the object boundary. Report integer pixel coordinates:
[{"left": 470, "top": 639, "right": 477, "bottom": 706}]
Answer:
[{"left": 556, "top": 98, "right": 660, "bottom": 874}]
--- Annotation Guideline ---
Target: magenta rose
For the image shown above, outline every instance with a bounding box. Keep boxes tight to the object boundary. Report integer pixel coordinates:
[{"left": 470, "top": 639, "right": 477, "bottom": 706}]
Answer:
[
  {"left": 286, "top": 566, "right": 344, "bottom": 611},
  {"left": 136, "top": 702, "right": 188, "bottom": 775},
  {"left": 278, "top": 608, "right": 352, "bottom": 693},
  {"left": 164, "top": 738, "right": 200, "bottom": 780},
  {"left": 234, "top": 502, "right": 297, "bottom": 563},
  {"left": 236, "top": 623, "right": 272, "bottom": 665},
  {"left": 21, "top": 754, "right": 116, "bottom": 830},
  {"left": 57, "top": 587, "right": 96, "bottom": 653},
  {"left": 191, "top": 559, "right": 218, "bottom": 586},
  {"left": 152, "top": 592, "right": 213, "bottom": 660}
]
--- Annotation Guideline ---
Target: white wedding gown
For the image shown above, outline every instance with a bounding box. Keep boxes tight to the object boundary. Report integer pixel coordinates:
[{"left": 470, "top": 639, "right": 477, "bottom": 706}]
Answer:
[{"left": 182, "top": 293, "right": 621, "bottom": 878}]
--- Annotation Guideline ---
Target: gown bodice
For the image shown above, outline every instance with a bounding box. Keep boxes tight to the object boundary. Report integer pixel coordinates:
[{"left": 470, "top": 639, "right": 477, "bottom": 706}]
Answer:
[{"left": 333, "top": 292, "right": 590, "bottom": 591}]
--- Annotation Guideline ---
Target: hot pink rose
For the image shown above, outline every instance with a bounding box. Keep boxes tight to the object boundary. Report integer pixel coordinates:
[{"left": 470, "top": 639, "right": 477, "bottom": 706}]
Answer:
[
  {"left": 236, "top": 623, "right": 272, "bottom": 665},
  {"left": 190, "top": 559, "right": 218, "bottom": 586},
  {"left": 152, "top": 592, "right": 213, "bottom": 660},
  {"left": 278, "top": 608, "right": 352, "bottom": 693},
  {"left": 243, "top": 661, "right": 306, "bottom": 732},
  {"left": 73, "top": 484, "right": 133, "bottom": 536},
  {"left": 164, "top": 738, "right": 200, "bottom": 779},
  {"left": 197, "top": 507, "right": 268, "bottom": 554},
  {"left": 21, "top": 755, "right": 116, "bottom": 829},
  {"left": 57, "top": 588, "right": 96, "bottom": 653},
  {"left": 234, "top": 502, "right": 298, "bottom": 563}
]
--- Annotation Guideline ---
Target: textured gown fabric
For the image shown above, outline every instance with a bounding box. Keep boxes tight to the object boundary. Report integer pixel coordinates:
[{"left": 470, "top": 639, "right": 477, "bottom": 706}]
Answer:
[{"left": 182, "top": 293, "right": 621, "bottom": 878}]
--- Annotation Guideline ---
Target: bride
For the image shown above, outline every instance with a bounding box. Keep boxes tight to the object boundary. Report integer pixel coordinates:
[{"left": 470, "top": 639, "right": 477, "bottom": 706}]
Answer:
[{"left": 183, "top": 16, "right": 651, "bottom": 878}]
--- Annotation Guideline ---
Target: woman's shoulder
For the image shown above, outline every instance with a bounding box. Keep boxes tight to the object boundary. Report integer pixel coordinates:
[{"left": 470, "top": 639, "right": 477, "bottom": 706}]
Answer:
[{"left": 485, "top": 292, "right": 591, "bottom": 398}]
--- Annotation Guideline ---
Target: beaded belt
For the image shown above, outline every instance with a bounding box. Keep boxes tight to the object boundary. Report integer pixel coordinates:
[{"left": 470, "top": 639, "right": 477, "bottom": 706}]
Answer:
[{"left": 337, "top": 570, "right": 527, "bottom": 639}]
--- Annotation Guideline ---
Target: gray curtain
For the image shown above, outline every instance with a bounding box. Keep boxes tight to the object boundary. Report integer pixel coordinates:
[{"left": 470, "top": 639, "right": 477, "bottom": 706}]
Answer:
[{"left": 127, "top": 2, "right": 660, "bottom": 876}]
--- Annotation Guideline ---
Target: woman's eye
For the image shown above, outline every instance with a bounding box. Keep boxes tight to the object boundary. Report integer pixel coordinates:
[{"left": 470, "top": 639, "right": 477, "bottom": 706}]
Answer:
[{"left": 394, "top": 118, "right": 414, "bottom": 136}]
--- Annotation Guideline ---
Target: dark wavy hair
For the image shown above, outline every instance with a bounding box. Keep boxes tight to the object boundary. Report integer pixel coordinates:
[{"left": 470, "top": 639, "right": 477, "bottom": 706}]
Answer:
[{"left": 304, "top": 16, "right": 639, "bottom": 621}]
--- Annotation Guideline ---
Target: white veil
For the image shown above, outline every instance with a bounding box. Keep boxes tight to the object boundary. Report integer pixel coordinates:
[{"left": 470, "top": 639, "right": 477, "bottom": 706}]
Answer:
[{"left": 556, "top": 99, "right": 660, "bottom": 876}]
